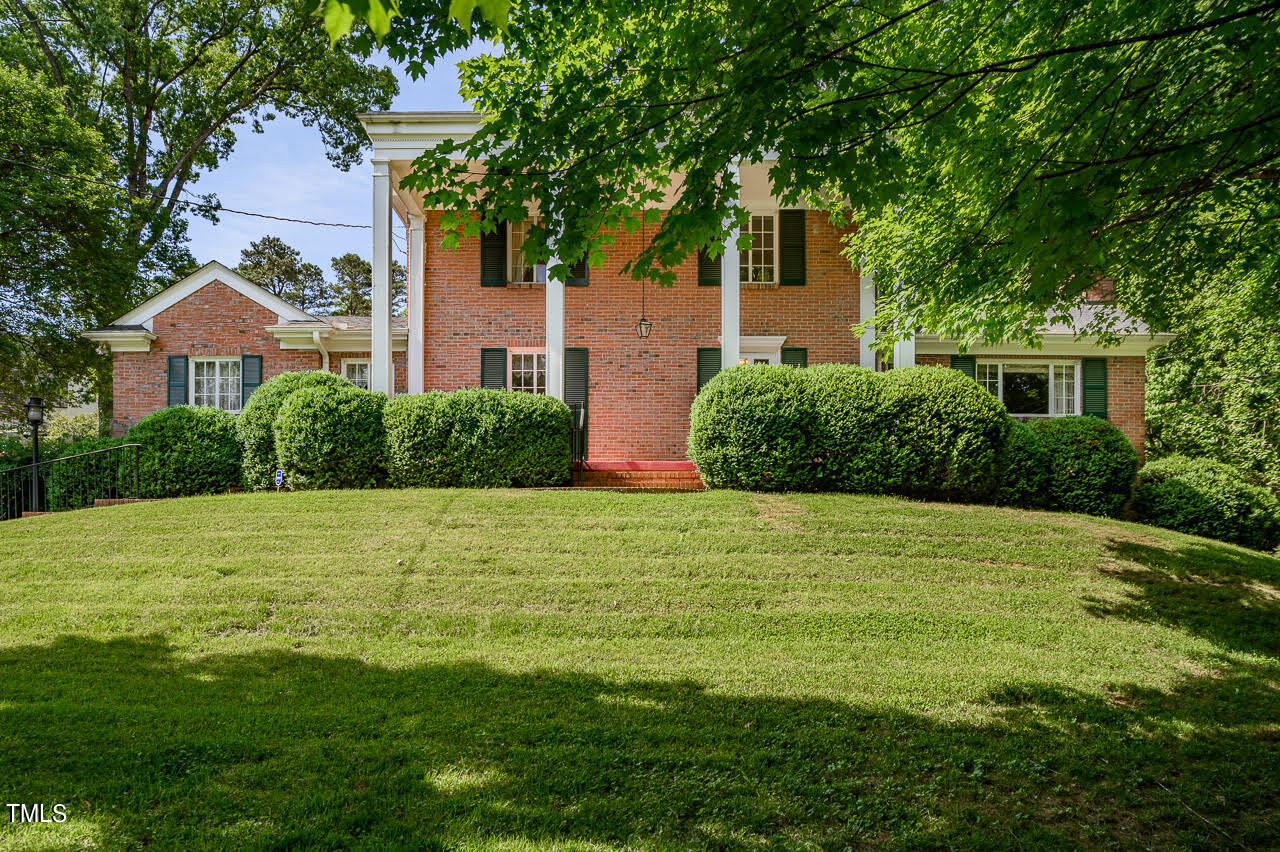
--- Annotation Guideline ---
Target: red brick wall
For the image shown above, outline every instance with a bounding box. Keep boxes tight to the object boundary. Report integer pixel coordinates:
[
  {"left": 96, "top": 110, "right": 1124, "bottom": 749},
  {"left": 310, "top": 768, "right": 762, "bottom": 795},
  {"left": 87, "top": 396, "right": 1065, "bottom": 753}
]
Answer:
[
  {"left": 419, "top": 210, "right": 861, "bottom": 459},
  {"left": 327, "top": 351, "right": 408, "bottom": 395},
  {"left": 915, "top": 353, "right": 1146, "bottom": 456},
  {"left": 111, "top": 280, "right": 320, "bottom": 435}
]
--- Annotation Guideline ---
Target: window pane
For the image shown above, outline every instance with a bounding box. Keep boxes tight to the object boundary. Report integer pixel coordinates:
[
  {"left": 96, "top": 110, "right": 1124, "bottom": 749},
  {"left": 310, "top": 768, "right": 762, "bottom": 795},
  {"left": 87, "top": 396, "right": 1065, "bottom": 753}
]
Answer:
[
  {"left": 1054, "top": 364, "right": 1077, "bottom": 415},
  {"left": 510, "top": 218, "right": 537, "bottom": 283},
  {"left": 740, "top": 214, "right": 776, "bottom": 283},
  {"left": 978, "top": 363, "right": 1000, "bottom": 396},
  {"left": 1002, "top": 364, "right": 1050, "bottom": 414}
]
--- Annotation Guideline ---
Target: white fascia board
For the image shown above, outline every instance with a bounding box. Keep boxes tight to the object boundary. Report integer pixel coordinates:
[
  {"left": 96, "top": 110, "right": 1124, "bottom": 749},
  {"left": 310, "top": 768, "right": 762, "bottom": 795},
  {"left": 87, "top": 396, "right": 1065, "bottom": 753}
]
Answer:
[
  {"left": 915, "top": 332, "right": 1177, "bottom": 358},
  {"left": 112, "top": 261, "right": 315, "bottom": 326},
  {"left": 265, "top": 325, "right": 409, "bottom": 353},
  {"left": 359, "top": 112, "right": 486, "bottom": 161},
  {"left": 81, "top": 328, "right": 157, "bottom": 353}
]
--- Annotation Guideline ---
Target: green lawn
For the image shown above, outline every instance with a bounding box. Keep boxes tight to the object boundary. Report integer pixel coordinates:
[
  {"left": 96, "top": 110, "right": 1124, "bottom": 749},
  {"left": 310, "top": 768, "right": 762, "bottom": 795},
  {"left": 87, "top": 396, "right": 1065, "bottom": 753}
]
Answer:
[{"left": 1, "top": 490, "right": 1277, "bottom": 849}]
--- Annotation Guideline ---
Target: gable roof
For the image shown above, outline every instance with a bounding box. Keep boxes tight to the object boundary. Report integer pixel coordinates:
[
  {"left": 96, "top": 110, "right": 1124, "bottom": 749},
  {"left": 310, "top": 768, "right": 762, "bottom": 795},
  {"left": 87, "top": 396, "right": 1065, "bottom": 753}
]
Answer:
[{"left": 106, "top": 260, "right": 316, "bottom": 329}]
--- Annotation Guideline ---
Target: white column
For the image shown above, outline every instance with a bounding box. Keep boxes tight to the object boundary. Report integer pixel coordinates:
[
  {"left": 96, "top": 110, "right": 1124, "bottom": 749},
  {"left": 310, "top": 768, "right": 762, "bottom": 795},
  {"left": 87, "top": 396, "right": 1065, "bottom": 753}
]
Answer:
[
  {"left": 545, "top": 249, "right": 565, "bottom": 401},
  {"left": 720, "top": 162, "right": 741, "bottom": 370},
  {"left": 893, "top": 333, "right": 916, "bottom": 369},
  {"left": 406, "top": 213, "right": 425, "bottom": 394},
  {"left": 859, "top": 266, "right": 877, "bottom": 369},
  {"left": 370, "top": 159, "right": 393, "bottom": 395}
]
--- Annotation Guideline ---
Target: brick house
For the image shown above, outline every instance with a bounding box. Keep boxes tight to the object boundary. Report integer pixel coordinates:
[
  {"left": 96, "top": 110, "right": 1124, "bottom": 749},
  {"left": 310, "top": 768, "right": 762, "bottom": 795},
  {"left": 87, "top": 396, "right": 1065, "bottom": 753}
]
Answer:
[
  {"left": 84, "top": 261, "right": 408, "bottom": 435},
  {"left": 86, "top": 111, "right": 1172, "bottom": 469}
]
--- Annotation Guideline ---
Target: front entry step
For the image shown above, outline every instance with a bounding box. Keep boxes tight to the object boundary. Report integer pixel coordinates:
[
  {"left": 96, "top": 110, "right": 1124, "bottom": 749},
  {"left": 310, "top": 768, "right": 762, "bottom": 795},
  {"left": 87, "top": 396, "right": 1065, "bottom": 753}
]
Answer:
[{"left": 572, "top": 461, "right": 705, "bottom": 491}]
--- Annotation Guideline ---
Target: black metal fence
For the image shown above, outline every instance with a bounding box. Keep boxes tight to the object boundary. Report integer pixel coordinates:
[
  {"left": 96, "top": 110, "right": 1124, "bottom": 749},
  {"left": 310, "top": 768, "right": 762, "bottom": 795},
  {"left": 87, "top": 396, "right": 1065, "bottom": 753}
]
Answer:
[{"left": 0, "top": 443, "right": 141, "bottom": 520}]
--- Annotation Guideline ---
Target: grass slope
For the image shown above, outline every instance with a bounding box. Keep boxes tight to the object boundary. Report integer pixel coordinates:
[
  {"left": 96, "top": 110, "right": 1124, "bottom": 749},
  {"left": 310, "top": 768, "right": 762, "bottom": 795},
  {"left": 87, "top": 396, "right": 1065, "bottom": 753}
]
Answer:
[{"left": 1, "top": 490, "right": 1277, "bottom": 849}]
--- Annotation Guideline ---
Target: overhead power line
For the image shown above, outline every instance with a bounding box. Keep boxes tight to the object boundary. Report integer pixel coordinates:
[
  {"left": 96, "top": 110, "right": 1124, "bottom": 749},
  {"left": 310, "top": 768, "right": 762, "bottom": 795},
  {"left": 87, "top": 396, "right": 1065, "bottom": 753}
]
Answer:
[{"left": 0, "top": 155, "right": 373, "bottom": 230}]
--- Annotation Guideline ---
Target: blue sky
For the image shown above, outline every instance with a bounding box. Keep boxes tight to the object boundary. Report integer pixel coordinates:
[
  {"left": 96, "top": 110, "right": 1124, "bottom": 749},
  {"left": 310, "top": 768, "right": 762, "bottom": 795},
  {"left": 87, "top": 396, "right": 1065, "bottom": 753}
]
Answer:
[{"left": 183, "top": 46, "right": 483, "bottom": 275}]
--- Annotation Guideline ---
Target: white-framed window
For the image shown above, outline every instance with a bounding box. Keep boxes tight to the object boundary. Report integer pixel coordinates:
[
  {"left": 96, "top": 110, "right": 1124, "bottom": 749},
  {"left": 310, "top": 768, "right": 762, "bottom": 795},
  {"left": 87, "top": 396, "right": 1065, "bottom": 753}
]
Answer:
[
  {"left": 977, "top": 361, "right": 1080, "bottom": 416},
  {"left": 343, "top": 358, "right": 370, "bottom": 389},
  {"left": 508, "top": 218, "right": 546, "bottom": 285},
  {"left": 740, "top": 212, "right": 777, "bottom": 284},
  {"left": 191, "top": 358, "right": 242, "bottom": 413},
  {"left": 509, "top": 349, "right": 546, "bottom": 394}
]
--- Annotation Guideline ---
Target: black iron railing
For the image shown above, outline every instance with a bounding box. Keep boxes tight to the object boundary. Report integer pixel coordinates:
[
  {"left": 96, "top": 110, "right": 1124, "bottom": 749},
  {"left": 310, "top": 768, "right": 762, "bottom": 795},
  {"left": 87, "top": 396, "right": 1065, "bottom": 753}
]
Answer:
[
  {"left": 0, "top": 443, "right": 141, "bottom": 520},
  {"left": 569, "top": 403, "right": 587, "bottom": 486}
]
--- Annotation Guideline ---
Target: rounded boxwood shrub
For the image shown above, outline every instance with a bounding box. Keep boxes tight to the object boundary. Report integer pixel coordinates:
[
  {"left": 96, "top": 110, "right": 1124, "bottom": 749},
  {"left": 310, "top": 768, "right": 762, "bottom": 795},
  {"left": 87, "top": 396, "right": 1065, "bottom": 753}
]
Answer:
[
  {"left": 237, "top": 370, "right": 351, "bottom": 490},
  {"left": 273, "top": 384, "right": 387, "bottom": 490},
  {"left": 1132, "top": 455, "right": 1280, "bottom": 551},
  {"left": 807, "top": 364, "right": 890, "bottom": 494},
  {"left": 994, "top": 419, "right": 1050, "bottom": 509},
  {"left": 1032, "top": 416, "right": 1138, "bottom": 517},
  {"left": 878, "top": 366, "right": 1012, "bottom": 502},
  {"left": 385, "top": 388, "right": 571, "bottom": 488},
  {"left": 688, "top": 363, "right": 820, "bottom": 491},
  {"left": 127, "top": 406, "right": 242, "bottom": 498}
]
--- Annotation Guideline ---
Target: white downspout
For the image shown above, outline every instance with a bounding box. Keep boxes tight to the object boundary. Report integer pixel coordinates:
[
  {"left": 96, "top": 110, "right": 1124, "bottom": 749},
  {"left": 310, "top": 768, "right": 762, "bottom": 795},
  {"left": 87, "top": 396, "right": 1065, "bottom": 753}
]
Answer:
[{"left": 313, "top": 330, "right": 330, "bottom": 372}]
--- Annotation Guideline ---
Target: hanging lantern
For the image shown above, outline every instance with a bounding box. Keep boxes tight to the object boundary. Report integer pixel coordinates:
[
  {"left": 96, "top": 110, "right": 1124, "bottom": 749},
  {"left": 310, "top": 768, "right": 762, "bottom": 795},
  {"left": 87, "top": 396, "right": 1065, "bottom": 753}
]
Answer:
[{"left": 634, "top": 211, "right": 654, "bottom": 340}]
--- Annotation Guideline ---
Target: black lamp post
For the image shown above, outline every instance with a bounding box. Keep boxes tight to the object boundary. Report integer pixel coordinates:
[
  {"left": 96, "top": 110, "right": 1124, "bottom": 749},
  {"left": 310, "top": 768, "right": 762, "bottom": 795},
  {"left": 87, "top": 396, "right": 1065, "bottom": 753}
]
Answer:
[{"left": 25, "top": 397, "right": 43, "bottom": 514}]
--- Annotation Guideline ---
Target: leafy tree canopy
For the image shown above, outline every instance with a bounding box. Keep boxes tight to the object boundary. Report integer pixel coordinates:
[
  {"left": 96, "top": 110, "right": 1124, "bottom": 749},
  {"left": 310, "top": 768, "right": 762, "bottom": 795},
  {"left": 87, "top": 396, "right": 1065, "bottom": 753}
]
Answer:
[
  {"left": 1, "top": 0, "right": 403, "bottom": 286},
  {"left": 333, "top": 0, "right": 1280, "bottom": 346},
  {"left": 0, "top": 65, "right": 124, "bottom": 424},
  {"left": 1147, "top": 268, "right": 1280, "bottom": 490}
]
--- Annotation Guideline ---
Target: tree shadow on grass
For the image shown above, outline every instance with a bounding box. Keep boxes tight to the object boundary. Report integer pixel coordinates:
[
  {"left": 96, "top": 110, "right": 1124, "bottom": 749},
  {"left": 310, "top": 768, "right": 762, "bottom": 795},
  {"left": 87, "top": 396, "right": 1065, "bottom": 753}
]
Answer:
[
  {"left": 2, "top": 637, "right": 1278, "bottom": 850},
  {"left": 1089, "top": 538, "right": 1280, "bottom": 658}
]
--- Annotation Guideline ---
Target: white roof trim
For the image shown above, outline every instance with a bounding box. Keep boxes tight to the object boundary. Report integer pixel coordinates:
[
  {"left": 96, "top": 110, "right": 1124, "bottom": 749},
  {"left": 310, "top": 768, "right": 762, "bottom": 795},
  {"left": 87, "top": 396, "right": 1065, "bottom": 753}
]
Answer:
[
  {"left": 265, "top": 324, "right": 408, "bottom": 353},
  {"left": 915, "top": 332, "right": 1176, "bottom": 358},
  {"left": 81, "top": 328, "right": 157, "bottom": 353},
  {"left": 110, "top": 261, "right": 316, "bottom": 326}
]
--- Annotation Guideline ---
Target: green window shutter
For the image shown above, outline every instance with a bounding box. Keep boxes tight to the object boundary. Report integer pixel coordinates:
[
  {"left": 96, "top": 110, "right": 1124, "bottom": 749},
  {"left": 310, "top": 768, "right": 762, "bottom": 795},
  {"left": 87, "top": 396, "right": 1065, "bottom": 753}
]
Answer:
[
  {"left": 1082, "top": 357, "right": 1108, "bottom": 418},
  {"left": 567, "top": 258, "right": 588, "bottom": 287},
  {"left": 697, "top": 248, "right": 721, "bottom": 286},
  {"left": 697, "top": 347, "right": 721, "bottom": 391},
  {"left": 779, "top": 209, "right": 806, "bottom": 286},
  {"left": 480, "top": 221, "right": 507, "bottom": 286},
  {"left": 565, "top": 347, "right": 589, "bottom": 459},
  {"left": 780, "top": 347, "right": 808, "bottom": 368},
  {"left": 480, "top": 347, "right": 507, "bottom": 389},
  {"left": 240, "top": 354, "right": 262, "bottom": 407},
  {"left": 950, "top": 355, "right": 976, "bottom": 379},
  {"left": 167, "top": 355, "right": 188, "bottom": 407}
]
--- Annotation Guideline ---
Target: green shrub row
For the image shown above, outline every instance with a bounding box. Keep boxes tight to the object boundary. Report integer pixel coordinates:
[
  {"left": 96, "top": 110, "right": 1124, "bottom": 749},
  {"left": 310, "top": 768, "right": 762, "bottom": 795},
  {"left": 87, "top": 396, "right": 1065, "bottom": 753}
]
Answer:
[
  {"left": 235, "top": 372, "right": 571, "bottom": 491},
  {"left": 690, "top": 365, "right": 1012, "bottom": 501},
  {"left": 691, "top": 364, "right": 1140, "bottom": 517},
  {"left": 1131, "top": 455, "right": 1280, "bottom": 551},
  {"left": 384, "top": 388, "right": 571, "bottom": 488}
]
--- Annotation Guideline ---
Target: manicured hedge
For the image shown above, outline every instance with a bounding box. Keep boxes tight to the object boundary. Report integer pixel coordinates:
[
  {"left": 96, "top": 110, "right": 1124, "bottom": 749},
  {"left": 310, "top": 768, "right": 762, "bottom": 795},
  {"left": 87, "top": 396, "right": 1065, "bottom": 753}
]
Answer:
[
  {"left": 273, "top": 384, "right": 387, "bottom": 490},
  {"left": 127, "top": 406, "right": 242, "bottom": 498},
  {"left": 688, "top": 364, "right": 820, "bottom": 491},
  {"left": 689, "top": 364, "right": 1011, "bottom": 501},
  {"left": 385, "top": 388, "right": 571, "bottom": 488},
  {"left": 1032, "top": 416, "right": 1138, "bottom": 517},
  {"left": 994, "top": 419, "right": 1050, "bottom": 509},
  {"left": 1132, "top": 455, "right": 1280, "bottom": 551},
  {"left": 879, "top": 367, "right": 1011, "bottom": 502},
  {"left": 237, "top": 370, "right": 351, "bottom": 491}
]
